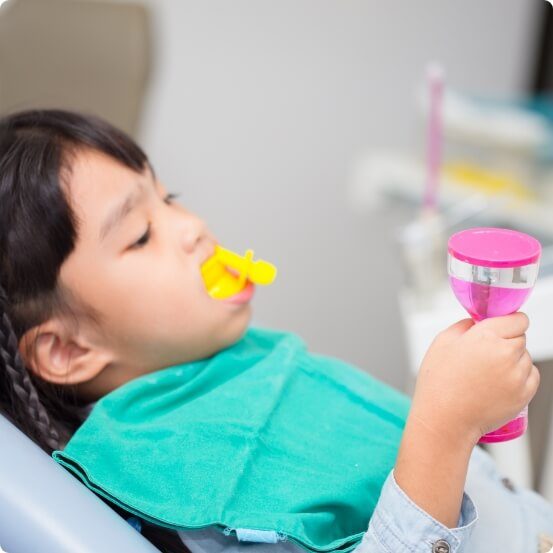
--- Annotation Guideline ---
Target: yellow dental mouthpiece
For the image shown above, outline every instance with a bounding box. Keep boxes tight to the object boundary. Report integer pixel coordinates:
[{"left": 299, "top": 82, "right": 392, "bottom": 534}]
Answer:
[{"left": 201, "top": 245, "right": 277, "bottom": 300}]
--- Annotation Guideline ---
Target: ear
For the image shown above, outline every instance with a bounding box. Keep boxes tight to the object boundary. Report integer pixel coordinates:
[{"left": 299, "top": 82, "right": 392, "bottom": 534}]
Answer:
[{"left": 18, "top": 318, "right": 113, "bottom": 386}]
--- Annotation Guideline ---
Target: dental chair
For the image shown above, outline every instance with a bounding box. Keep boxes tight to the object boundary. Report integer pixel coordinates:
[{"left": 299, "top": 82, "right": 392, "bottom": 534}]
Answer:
[
  {"left": 0, "top": 414, "right": 160, "bottom": 553},
  {"left": 0, "top": 2, "right": 166, "bottom": 550},
  {"left": 0, "top": 0, "right": 151, "bottom": 136}
]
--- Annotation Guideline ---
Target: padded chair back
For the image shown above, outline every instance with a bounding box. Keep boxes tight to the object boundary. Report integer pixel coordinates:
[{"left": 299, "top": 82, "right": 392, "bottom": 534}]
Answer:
[
  {"left": 0, "top": 415, "right": 160, "bottom": 552},
  {"left": 0, "top": 0, "right": 151, "bottom": 136}
]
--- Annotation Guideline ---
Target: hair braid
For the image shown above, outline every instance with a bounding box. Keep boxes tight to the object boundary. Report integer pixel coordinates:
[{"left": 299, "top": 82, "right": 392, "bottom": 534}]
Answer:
[
  {"left": 0, "top": 108, "right": 194, "bottom": 552},
  {"left": 0, "top": 283, "right": 62, "bottom": 452}
]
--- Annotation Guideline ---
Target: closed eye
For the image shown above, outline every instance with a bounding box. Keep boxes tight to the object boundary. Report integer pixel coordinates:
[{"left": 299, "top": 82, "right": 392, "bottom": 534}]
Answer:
[
  {"left": 164, "top": 192, "right": 180, "bottom": 205},
  {"left": 129, "top": 192, "right": 181, "bottom": 249}
]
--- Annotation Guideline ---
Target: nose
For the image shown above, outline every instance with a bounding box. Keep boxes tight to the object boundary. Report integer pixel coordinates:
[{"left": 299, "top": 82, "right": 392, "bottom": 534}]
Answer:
[{"left": 178, "top": 212, "right": 207, "bottom": 253}]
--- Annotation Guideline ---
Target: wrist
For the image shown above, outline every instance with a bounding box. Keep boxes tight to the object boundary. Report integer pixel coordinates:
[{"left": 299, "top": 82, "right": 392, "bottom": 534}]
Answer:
[
  {"left": 407, "top": 406, "right": 480, "bottom": 452},
  {"left": 395, "top": 409, "right": 476, "bottom": 529}
]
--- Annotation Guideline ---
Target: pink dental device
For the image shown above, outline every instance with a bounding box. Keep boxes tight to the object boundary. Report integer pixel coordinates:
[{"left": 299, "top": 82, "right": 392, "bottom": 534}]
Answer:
[{"left": 447, "top": 227, "right": 541, "bottom": 443}]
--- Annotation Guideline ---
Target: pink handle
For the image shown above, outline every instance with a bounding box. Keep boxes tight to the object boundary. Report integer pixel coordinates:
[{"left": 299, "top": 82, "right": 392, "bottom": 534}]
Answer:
[{"left": 423, "top": 64, "right": 444, "bottom": 211}]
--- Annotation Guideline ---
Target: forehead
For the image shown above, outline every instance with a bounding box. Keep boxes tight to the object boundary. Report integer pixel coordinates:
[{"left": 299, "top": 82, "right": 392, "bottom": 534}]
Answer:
[
  {"left": 66, "top": 148, "right": 145, "bottom": 209},
  {"left": 64, "top": 148, "right": 151, "bottom": 238}
]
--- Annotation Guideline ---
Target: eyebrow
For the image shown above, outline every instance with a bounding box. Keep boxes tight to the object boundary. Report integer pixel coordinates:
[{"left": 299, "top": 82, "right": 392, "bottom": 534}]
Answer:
[{"left": 99, "top": 181, "right": 149, "bottom": 243}]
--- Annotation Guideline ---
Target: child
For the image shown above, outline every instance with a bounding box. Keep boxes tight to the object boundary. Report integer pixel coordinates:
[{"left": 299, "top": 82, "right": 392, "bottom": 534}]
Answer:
[{"left": 0, "top": 109, "right": 552, "bottom": 553}]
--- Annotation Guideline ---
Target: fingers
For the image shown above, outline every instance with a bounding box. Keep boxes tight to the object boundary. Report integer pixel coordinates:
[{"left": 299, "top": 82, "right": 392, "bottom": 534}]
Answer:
[
  {"left": 445, "top": 318, "right": 475, "bottom": 336},
  {"left": 517, "top": 351, "right": 540, "bottom": 395},
  {"left": 478, "top": 312, "right": 529, "bottom": 339},
  {"left": 524, "top": 364, "right": 541, "bottom": 401},
  {"left": 508, "top": 334, "right": 527, "bottom": 358},
  {"left": 516, "top": 350, "right": 533, "bottom": 379}
]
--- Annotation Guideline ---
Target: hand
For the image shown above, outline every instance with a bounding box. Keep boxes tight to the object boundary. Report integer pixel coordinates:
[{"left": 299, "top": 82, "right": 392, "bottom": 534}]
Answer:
[{"left": 409, "top": 312, "right": 540, "bottom": 445}]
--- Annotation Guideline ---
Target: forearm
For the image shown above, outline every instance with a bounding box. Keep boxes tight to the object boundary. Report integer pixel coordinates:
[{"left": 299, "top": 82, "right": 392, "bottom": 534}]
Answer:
[{"left": 394, "top": 410, "right": 477, "bottom": 529}]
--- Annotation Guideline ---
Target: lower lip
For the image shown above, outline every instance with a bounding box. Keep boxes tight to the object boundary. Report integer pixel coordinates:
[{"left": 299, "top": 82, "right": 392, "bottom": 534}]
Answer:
[{"left": 222, "top": 281, "right": 255, "bottom": 304}]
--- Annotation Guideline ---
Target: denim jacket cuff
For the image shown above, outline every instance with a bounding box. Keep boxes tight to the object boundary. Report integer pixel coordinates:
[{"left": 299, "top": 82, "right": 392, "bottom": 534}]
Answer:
[{"left": 368, "top": 468, "right": 478, "bottom": 553}]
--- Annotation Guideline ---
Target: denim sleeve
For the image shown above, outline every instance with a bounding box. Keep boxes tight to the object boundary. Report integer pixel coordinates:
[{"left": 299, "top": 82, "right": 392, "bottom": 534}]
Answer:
[{"left": 352, "top": 468, "right": 478, "bottom": 553}]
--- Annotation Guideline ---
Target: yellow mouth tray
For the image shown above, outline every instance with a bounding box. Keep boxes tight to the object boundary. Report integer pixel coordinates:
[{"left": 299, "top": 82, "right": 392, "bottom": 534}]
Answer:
[{"left": 201, "top": 245, "right": 277, "bottom": 300}]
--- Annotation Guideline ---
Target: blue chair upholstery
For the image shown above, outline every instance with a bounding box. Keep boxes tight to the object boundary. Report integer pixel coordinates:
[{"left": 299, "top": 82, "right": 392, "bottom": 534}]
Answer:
[{"left": 0, "top": 415, "right": 160, "bottom": 553}]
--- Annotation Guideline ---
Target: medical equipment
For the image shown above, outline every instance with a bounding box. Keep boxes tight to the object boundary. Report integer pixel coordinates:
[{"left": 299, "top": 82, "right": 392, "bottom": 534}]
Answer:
[
  {"left": 422, "top": 63, "right": 444, "bottom": 211},
  {"left": 447, "top": 227, "right": 541, "bottom": 443},
  {"left": 201, "top": 245, "right": 277, "bottom": 299}
]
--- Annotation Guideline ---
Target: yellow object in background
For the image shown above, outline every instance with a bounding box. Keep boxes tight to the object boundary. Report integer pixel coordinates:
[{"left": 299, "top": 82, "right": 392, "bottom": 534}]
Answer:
[
  {"left": 201, "top": 245, "right": 277, "bottom": 299},
  {"left": 444, "top": 162, "right": 536, "bottom": 201}
]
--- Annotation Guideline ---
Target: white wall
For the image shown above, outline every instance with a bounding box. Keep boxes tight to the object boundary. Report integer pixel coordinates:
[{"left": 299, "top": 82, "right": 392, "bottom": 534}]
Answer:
[{"left": 134, "top": 0, "right": 537, "bottom": 391}]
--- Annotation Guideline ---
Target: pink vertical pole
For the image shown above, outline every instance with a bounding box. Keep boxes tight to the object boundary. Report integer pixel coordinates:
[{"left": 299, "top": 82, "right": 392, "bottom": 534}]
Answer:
[{"left": 423, "top": 64, "right": 444, "bottom": 212}]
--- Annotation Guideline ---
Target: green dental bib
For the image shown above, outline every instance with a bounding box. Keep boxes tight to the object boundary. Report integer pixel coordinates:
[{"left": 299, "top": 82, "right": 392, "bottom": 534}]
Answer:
[{"left": 52, "top": 327, "right": 411, "bottom": 553}]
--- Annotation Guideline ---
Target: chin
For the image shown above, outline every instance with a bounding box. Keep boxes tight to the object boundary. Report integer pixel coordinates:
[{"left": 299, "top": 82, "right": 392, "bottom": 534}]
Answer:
[{"left": 222, "top": 305, "right": 252, "bottom": 346}]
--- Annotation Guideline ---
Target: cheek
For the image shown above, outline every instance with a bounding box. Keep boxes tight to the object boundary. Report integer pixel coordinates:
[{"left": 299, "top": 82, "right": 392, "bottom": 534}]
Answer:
[
  {"left": 129, "top": 268, "right": 213, "bottom": 327},
  {"left": 82, "top": 254, "right": 217, "bottom": 333}
]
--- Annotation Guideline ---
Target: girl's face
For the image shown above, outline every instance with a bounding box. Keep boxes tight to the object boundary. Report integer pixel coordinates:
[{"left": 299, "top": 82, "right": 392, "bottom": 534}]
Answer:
[{"left": 33, "top": 148, "right": 253, "bottom": 400}]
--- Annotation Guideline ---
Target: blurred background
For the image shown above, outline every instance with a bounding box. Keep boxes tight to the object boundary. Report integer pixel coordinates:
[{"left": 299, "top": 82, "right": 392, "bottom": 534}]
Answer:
[{"left": 1, "top": 0, "right": 553, "bottom": 495}]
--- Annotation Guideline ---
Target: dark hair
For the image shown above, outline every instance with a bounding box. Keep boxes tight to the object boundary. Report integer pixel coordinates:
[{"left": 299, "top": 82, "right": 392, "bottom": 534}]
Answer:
[{"left": 0, "top": 109, "right": 189, "bottom": 553}]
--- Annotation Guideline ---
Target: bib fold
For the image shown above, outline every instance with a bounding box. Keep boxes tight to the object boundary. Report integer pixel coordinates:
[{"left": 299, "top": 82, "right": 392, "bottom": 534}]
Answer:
[{"left": 53, "top": 326, "right": 411, "bottom": 553}]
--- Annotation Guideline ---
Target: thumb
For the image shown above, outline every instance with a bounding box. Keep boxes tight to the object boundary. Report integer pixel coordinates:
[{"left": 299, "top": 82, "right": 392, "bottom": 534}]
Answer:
[{"left": 444, "top": 317, "right": 475, "bottom": 337}]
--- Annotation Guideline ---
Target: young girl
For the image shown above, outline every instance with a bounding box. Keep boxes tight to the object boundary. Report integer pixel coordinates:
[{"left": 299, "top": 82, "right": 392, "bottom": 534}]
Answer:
[{"left": 0, "top": 109, "right": 552, "bottom": 553}]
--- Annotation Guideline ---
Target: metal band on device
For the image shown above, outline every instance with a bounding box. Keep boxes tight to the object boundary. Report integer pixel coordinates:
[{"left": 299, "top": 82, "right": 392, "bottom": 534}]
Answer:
[{"left": 448, "top": 256, "right": 539, "bottom": 289}]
